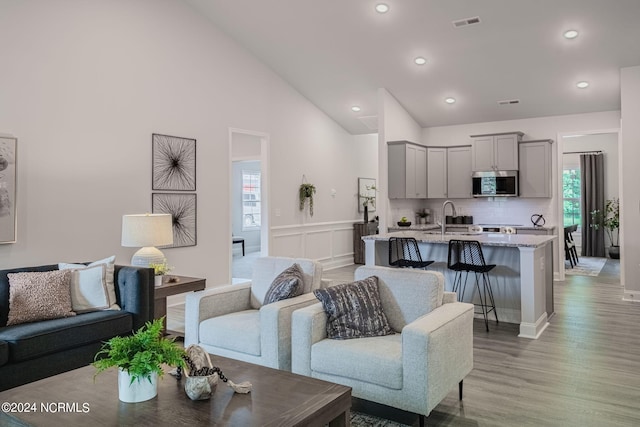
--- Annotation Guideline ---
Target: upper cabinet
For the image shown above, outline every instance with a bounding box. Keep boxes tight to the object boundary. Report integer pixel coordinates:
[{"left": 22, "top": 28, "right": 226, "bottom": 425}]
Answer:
[
  {"left": 388, "top": 141, "right": 427, "bottom": 199},
  {"left": 427, "top": 147, "right": 447, "bottom": 198},
  {"left": 426, "top": 146, "right": 473, "bottom": 199},
  {"left": 519, "top": 139, "right": 553, "bottom": 198},
  {"left": 447, "top": 146, "right": 473, "bottom": 198},
  {"left": 471, "top": 132, "right": 523, "bottom": 171}
]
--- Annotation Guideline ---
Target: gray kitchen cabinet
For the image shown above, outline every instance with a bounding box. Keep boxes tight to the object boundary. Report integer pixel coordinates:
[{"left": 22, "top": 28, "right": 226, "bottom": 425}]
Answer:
[
  {"left": 471, "top": 131, "right": 523, "bottom": 171},
  {"left": 447, "top": 146, "right": 472, "bottom": 198},
  {"left": 426, "top": 146, "right": 473, "bottom": 199},
  {"left": 388, "top": 141, "right": 427, "bottom": 199},
  {"left": 519, "top": 139, "right": 553, "bottom": 198},
  {"left": 427, "top": 147, "right": 447, "bottom": 198}
]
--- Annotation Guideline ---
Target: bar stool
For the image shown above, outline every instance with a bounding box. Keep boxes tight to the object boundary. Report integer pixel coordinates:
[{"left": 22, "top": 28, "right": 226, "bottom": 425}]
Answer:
[
  {"left": 388, "top": 237, "right": 434, "bottom": 269},
  {"left": 564, "top": 225, "right": 579, "bottom": 267},
  {"left": 447, "top": 239, "right": 498, "bottom": 332}
]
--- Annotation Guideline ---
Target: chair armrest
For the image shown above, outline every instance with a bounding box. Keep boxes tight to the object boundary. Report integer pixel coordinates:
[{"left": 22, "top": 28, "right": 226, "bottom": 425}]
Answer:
[
  {"left": 259, "top": 293, "right": 320, "bottom": 371},
  {"left": 291, "top": 302, "right": 327, "bottom": 376},
  {"left": 320, "top": 278, "right": 333, "bottom": 289},
  {"left": 184, "top": 283, "right": 252, "bottom": 346},
  {"left": 443, "top": 291, "right": 457, "bottom": 304},
  {"left": 402, "top": 302, "right": 474, "bottom": 414}
]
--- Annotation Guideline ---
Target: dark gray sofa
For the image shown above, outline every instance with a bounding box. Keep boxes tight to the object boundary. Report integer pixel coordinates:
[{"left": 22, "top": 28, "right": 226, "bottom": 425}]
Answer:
[{"left": 0, "top": 264, "right": 154, "bottom": 391}]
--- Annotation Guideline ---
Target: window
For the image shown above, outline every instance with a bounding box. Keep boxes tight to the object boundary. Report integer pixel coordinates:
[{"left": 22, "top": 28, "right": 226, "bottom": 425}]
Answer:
[
  {"left": 242, "top": 170, "right": 261, "bottom": 230},
  {"left": 563, "top": 168, "right": 581, "bottom": 226}
]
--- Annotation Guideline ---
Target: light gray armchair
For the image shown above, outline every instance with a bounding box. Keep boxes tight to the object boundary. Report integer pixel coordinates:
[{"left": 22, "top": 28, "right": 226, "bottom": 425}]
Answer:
[
  {"left": 185, "top": 256, "right": 326, "bottom": 371},
  {"left": 292, "top": 265, "right": 474, "bottom": 424}
]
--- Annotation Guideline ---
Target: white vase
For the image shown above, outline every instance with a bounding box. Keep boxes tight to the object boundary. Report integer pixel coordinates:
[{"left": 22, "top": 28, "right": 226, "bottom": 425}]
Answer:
[
  {"left": 118, "top": 369, "right": 158, "bottom": 403},
  {"left": 154, "top": 275, "right": 164, "bottom": 287}
]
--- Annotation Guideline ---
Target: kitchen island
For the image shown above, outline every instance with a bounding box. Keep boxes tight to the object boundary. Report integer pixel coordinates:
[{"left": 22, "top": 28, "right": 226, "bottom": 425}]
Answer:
[{"left": 362, "top": 230, "right": 556, "bottom": 339}]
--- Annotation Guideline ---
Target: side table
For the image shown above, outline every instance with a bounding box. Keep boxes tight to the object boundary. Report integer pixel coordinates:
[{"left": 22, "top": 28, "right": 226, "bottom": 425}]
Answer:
[{"left": 154, "top": 275, "right": 206, "bottom": 336}]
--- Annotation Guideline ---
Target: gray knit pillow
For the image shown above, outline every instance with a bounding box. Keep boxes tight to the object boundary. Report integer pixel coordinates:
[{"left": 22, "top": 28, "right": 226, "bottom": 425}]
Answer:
[
  {"left": 7, "top": 270, "right": 76, "bottom": 325},
  {"left": 313, "top": 276, "right": 394, "bottom": 340},
  {"left": 263, "top": 263, "right": 304, "bottom": 305}
]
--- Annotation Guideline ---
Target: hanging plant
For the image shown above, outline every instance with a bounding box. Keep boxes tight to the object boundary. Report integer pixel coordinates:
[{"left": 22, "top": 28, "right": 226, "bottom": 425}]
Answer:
[{"left": 299, "top": 183, "right": 316, "bottom": 216}]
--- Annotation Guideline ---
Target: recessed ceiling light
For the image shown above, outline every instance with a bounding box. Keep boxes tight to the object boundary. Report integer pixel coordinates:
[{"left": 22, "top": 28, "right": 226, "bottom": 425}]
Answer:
[
  {"left": 576, "top": 81, "right": 589, "bottom": 89},
  {"left": 351, "top": 105, "right": 362, "bottom": 112},
  {"left": 414, "top": 57, "right": 427, "bottom": 65},
  {"left": 563, "top": 29, "right": 579, "bottom": 39},
  {"left": 375, "top": 3, "right": 389, "bottom": 13},
  {"left": 445, "top": 97, "right": 456, "bottom": 104}
]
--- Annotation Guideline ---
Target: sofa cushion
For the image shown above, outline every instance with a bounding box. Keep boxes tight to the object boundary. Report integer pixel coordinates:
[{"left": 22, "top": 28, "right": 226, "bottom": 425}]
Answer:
[
  {"left": 313, "top": 276, "right": 394, "bottom": 340},
  {"left": 311, "top": 333, "right": 403, "bottom": 390},
  {"left": 199, "top": 310, "right": 261, "bottom": 356},
  {"left": 263, "top": 263, "right": 304, "bottom": 305},
  {"left": 355, "top": 266, "right": 445, "bottom": 331},
  {"left": 0, "top": 310, "right": 132, "bottom": 363},
  {"left": 7, "top": 270, "right": 75, "bottom": 326},
  {"left": 251, "top": 257, "right": 321, "bottom": 308},
  {"left": 0, "top": 340, "right": 8, "bottom": 367},
  {"left": 59, "top": 256, "right": 119, "bottom": 311}
]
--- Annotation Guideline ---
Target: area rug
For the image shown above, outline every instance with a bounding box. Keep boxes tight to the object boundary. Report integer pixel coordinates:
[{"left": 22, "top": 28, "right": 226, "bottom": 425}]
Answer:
[
  {"left": 351, "top": 412, "right": 411, "bottom": 427},
  {"left": 565, "top": 257, "right": 607, "bottom": 276}
]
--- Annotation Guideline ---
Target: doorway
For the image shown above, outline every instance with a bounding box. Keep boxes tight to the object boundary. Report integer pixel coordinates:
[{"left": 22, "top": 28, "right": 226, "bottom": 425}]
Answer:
[
  {"left": 229, "top": 128, "right": 270, "bottom": 282},
  {"left": 557, "top": 129, "right": 620, "bottom": 280}
]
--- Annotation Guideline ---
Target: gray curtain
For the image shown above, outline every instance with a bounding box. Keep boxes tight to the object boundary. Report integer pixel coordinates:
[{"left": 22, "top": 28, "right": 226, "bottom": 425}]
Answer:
[{"left": 580, "top": 153, "right": 605, "bottom": 257}]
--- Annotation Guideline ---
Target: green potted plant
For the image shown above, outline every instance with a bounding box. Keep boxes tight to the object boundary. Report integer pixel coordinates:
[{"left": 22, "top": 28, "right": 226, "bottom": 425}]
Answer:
[
  {"left": 299, "top": 183, "right": 316, "bottom": 216},
  {"left": 416, "top": 209, "right": 429, "bottom": 225},
  {"left": 149, "top": 259, "right": 173, "bottom": 287},
  {"left": 590, "top": 197, "right": 620, "bottom": 259},
  {"left": 93, "top": 317, "right": 185, "bottom": 403}
]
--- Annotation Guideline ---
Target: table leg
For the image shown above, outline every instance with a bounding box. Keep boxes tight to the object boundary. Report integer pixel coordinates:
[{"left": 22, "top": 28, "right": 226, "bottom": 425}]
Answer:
[{"left": 329, "top": 408, "right": 350, "bottom": 427}]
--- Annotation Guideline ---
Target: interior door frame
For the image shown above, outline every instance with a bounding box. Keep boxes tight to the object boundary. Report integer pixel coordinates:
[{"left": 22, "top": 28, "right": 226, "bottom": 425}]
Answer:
[
  {"left": 228, "top": 128, "right": 270, "bottom": 283},
  {"left": 555, "top": 127, "right": 620, "bottom": 281}
]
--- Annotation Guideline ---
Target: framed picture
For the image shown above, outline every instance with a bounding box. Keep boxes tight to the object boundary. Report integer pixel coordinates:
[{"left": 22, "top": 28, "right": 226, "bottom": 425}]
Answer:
[
  {"left": 358, "top": 178, "right": 376, "bottom": 213},
  {"left": 152, "top": 133, "right": 196, "bottom": 191},
  {"left": 0, "top": 136, "right": 17, "bottom": 244},
  {"left": 152, "top": 193, "right": 197, "bottom": 248}
]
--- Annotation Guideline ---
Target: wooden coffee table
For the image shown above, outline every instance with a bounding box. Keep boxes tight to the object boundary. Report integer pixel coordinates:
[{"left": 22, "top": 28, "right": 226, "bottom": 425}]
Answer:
[{"left": 0, "top": 355, "right": 351, "bottom": 426}]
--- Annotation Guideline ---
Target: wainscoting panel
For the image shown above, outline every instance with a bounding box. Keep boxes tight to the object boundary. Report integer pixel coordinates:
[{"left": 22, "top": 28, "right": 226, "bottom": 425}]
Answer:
[{"left": 271, "top": 221, "right": 357, "bottom": 270}]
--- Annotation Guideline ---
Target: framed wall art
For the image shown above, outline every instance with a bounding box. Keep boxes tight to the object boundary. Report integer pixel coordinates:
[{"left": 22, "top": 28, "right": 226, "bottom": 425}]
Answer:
[
  {"left": 152, "top": 193, "right": 197, "bottom": 248},
  {"left": 358, "top": 177, "right": 376, "bottom": 213},
  {"left": 152, "top": 133, "right": 196, "bottom": 191},
  {"left": 0, "top": 136, "right": 17, "bottom": 244}
]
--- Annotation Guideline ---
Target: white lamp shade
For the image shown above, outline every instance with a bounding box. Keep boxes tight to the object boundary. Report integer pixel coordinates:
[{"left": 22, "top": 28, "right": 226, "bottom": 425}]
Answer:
[{"left": 121, "top": 214, "right": 173, "bottom": 247}]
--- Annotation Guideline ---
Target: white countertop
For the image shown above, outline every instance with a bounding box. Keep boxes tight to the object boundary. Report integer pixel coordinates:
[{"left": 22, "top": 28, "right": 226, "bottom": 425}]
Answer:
[{"left": 363, "top": 230, "right": 556, "bottom": 248}]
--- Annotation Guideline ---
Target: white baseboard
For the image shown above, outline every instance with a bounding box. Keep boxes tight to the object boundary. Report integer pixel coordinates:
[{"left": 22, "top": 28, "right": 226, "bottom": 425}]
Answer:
[{"left": 623, "top": 290, "right": 640, "bottom": 302}]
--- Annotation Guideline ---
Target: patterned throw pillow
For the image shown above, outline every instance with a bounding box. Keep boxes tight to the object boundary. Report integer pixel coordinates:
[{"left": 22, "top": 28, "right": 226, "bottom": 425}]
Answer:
[
  {"left": 7, "top": 270, "right": 76, "bottom": 326},
  {"left": 263, "top": 263, "right": 305, "bottom": 305},
  {"left": 313, "top": 276, "right": 394, "bottom": 340}
]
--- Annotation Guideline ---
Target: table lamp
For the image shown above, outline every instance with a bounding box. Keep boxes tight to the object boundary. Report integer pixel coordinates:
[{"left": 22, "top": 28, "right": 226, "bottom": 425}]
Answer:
[{"left": 121, "top": 213, "right": 173, "bottom": 267}]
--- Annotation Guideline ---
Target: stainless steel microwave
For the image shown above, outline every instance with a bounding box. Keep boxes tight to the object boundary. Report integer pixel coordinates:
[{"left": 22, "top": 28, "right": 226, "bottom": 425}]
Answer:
[{"left": 472, "top": 171, "right": 519, "bottom": 197}]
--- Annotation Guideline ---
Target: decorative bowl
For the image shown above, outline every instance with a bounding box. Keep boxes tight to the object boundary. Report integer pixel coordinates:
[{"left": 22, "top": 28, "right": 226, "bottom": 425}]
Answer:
[{"left": 397, "top": 221, "right": 412, "bottom": 227}]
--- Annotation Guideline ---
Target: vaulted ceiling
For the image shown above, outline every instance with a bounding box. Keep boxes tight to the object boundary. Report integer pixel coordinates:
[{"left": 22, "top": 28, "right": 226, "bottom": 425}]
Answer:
[{"left": 186, "top": 0, "right": 640, "bottom": 134}]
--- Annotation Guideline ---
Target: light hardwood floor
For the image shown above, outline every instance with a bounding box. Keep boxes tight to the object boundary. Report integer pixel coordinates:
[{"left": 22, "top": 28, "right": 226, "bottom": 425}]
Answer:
[{"left": 169, "top": 258, "right": 640, "bottom": 426}]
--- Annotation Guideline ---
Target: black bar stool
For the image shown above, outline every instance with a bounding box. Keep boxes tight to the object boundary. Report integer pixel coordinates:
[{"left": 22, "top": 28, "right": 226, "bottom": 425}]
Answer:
[
  {"left": 447, "top": 239, "right": 498, "bottom": 331},
  {"left": 389, "top": 237, "right": 434, "bottom": 269}
]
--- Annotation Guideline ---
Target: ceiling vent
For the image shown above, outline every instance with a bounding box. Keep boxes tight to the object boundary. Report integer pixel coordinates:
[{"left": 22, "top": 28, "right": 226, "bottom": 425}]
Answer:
[
  {"left": 452, "top": 16, "right": 481, "bottom": 28},
  {"left": 497, "top": 99, "right": 521, "bottom": 106},
  {"left": 358, "top": 115, "right": 378, "bottom": 131}
]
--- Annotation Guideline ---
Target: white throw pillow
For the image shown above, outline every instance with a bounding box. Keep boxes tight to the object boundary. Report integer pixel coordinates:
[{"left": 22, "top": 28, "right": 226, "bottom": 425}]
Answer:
[{"left": 59, "top": 255, "right": 120, "bottom": 312}]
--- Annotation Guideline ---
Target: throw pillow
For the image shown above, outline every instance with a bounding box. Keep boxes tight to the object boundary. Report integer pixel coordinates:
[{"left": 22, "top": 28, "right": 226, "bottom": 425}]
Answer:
[
  {"left": 7, "top": 270, "right": 76, "bottom": 326},
  {"left": 313, "top": 276, "right": 394, "bottom": 340},
  {"left": 263, "top": 263, "right": 304, "bottom": 305},
  {"left": 59, "top": 255, "right": 120, "bottom": 311}
]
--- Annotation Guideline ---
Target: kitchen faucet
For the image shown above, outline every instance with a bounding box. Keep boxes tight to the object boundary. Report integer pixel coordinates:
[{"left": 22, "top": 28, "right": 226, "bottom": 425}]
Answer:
[{"left": 441, "top": 200, "right": 457, "bottom": 236}]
